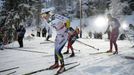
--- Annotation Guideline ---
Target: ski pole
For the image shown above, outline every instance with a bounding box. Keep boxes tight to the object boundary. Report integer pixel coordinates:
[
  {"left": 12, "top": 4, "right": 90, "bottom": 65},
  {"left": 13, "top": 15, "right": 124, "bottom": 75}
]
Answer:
[{"left": 76, "top": 40, "right": 99, "bottom": 50}]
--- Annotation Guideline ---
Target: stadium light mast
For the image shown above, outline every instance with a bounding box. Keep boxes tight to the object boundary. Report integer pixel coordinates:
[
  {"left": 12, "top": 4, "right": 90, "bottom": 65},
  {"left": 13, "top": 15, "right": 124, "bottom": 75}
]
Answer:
[{"left": 79, "top": 0, "right": 82, "bottom": 38}]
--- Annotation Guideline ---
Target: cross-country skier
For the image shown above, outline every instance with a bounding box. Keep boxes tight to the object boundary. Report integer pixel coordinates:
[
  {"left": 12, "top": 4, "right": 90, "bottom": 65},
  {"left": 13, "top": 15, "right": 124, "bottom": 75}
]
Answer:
[
  {"left": 128, "top": 24, "right": 134, "bottom": 47},
  {"left": 105, "top": 14, "right": 120, "bottom": 54},
  {"left": 64, "top": 27, "right": 79, "bottom": 57},
  {"left": 16, "top": 24, "right": 26, "bottom": 48},
  {"left": 49, "top": 14, "right": 70, "bottom": 74}
]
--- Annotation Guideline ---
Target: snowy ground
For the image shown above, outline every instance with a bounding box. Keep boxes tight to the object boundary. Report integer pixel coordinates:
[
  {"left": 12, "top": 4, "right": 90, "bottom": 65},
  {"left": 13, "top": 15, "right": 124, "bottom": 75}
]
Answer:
[
  {"left": 0, "top": 33, "right": 134, "bottom": 75},
  {"left": 0, "top": 15, "right": 134, "bottom": 75}
]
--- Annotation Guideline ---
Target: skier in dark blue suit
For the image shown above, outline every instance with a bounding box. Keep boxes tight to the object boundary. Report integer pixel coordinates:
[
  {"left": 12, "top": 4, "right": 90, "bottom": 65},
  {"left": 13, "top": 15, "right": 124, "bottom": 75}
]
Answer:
[{"left": 17, "top": 25, "right": 26, "bottom": 48}]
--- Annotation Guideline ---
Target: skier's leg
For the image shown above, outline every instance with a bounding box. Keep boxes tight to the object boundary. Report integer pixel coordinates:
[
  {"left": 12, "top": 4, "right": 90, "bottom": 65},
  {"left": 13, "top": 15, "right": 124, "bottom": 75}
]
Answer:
[
  {"left": 37, "top": 32, "right": 39, "bottom": 37},
  {"left": 46, "top": 35, "right": 50, "bottom": 41},
  {"left": 110, "top": 39, "right": 113, "bottom": 50},
  {"left": 56, "top": 41, "right": 66, "bottom": 65},
  {"left": 18, "top": 37, "right": 21, "bottom": 47},
  {"left": 107, "top": 33, "right": 113, "bottom": 52},
  {"left": 67, "top": 42, "right": 70, "bottom": 52},
  {"left": 19, "top": 37, "right": 23, "bottom": 48},
  {"left": 44, "top": 32, "right": 46, "bottom": 37},
  {"left": 42, "top": 33, "right": 44, "bottom": 37},
  {"left": 55, "top": 33, "right": 68, "bottom": 73},
  {"left": 52, "top": 44, "right": 66, "bottom": 70},
  {"left": 70, "top": 45, "right": 74, "bottom": 53},
  {"left": 64, "top": 42, "right": 70, "bottom": 54},
  {"left": 39, "top": 32, "right": 41, "bottom": 37},
  {"left": 49, "top": 50, "right": 59, "bottom": 69},
  {"left": 54, "top": 50, "right": 59, "bottom": 63},
  {"left": 113, "top": 41, "right": 118, "bottom": 54},
  {"left": 21, "top": 37, "right": 24, "bottom": 47},
  {"left": 70, "top": 40, "right": 75, "bottom": 52},
  {"left": 113, "top": 34, "right": 119, "bottom": 54},
  {"left": 49, "top": 36, "right": 59, "bottom": 69},
  {"left": 44, "top": 32, "right": 47, "bottom": 37},
  {"left": 70, "top": 45, "right": 75, "bottom": 57},
  {"left": 70, "top": 40, "right": 75, "bottom": 57},
  {"left": 57, "top": 43, "right": 66, "bottom": 73},
  {"left": 48, "top": 35, "right": 50, "bottom": 41}
]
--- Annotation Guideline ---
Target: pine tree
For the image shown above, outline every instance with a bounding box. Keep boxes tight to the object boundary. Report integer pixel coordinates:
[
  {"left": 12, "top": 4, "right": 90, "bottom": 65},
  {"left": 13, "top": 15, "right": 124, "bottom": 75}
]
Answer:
[
  {"left": 109, "top": 0, "right": 129, "bottom": 18},
  {"left": 0, "top": 0, "right": 43, "bottom": 44}
]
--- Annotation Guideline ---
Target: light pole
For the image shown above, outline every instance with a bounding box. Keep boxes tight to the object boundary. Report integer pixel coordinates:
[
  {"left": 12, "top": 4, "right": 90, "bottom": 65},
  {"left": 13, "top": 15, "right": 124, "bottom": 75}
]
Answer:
[
  {"left": 36, "top": 0, "right": 41, "bottom": 26},
  {"left": 79, "top": 0, "right": 82, "bottom": 38}
]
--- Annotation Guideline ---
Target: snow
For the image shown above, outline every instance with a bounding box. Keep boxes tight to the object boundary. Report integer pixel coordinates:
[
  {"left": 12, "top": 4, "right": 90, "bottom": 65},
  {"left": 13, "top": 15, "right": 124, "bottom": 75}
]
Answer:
[
  {"left": 14, "top": 13, "right": 20, "bottom": 19},
  {"left": 0, "top": 18, "right": 134, "bottom": 75},
  {"left": 1, "top": 0, "right": 134, "bottom": 74}
]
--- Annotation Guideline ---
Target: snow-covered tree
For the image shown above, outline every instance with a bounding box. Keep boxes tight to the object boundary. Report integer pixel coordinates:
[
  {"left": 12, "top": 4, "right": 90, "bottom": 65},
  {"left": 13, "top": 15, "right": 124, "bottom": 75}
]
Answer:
[
  {"left": 0, "top": 0, "right": 43, "bottom": 44},
  {"left": 129, "top": 0, "right": 134, "bottom": 11},
  {"left": 89, "top": 0, "right": 110, "bottom": 15},
  {"left": 0, "top": 0, "right": 43, "bottom": 27},
  {"left": 108, "top": 0, "right": 129, "bottom": 19}
]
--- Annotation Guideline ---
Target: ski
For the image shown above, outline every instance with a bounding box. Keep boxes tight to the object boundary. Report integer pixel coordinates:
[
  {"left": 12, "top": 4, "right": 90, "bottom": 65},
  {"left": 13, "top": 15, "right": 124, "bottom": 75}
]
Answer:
[
  {"left": 6, "top": 48, "right": 48, "bottom": 54},
  {"left": 89, "top": 52, "right": 110, "bottom": 55},
  {"left": 5, "top": 47, "right": 35, "bottom": 50},
  {"left": 89, "top": 52, "right": 115, "bottom": 56},
  {"left": 24, "top": 62, "right": 78, "bottom": 75},
  {"left": 108, "top": 53, "right": 115, "bottom": 56},
  {"left": 74, "top": 49, "right": 80, "bottom": 52},
  {"left": 124, "top": 56, "right": 134, "bottom": 60},
  {"left": 40, "top": 41, "right": 54, "bottom": 44},
  {"left": 0, "top": 67, "right": 19, "bottom": 73},
  {"left": 40, "top": 40, "right": 55, "bottom": 44},
  {"left": 55, "top": 63, "right": 80, "bottom": 75},
  {"left": 43, "top": 49, "right": 80, "bottom": 58},
  {"left": 6, "top": 71, "right": 16, "bottom": 75},
  {"left": 76, "top": 40, "right": 99, "bottom": 50}
]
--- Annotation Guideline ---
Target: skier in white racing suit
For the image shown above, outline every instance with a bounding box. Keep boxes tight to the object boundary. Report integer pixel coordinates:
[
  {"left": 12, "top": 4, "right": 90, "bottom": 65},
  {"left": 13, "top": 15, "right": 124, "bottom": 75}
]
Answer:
[{"left": 49, "top": 14, "right": 70, "bottom": 74}]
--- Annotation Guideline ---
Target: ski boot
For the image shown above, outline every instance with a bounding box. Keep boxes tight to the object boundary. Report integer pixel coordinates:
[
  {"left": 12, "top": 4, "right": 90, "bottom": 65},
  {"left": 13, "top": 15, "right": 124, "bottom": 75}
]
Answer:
[
  {"left": 56, "top": 65, "right": 65, "bottom": 74},
  {"left": 106, "top": 50, "right": 112, "bottom": 53},
  {"left": 113, "top": 51, "right": 118, "bottom": 55},
  {"left": 70, "top": 53, "right": 75, "bottom": 57},
  {"left": 49, "top": 63, "right": 59, "bottom": 70},
  {"left": 63, "top": 51, "right": 69, "bottom": 54}
]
